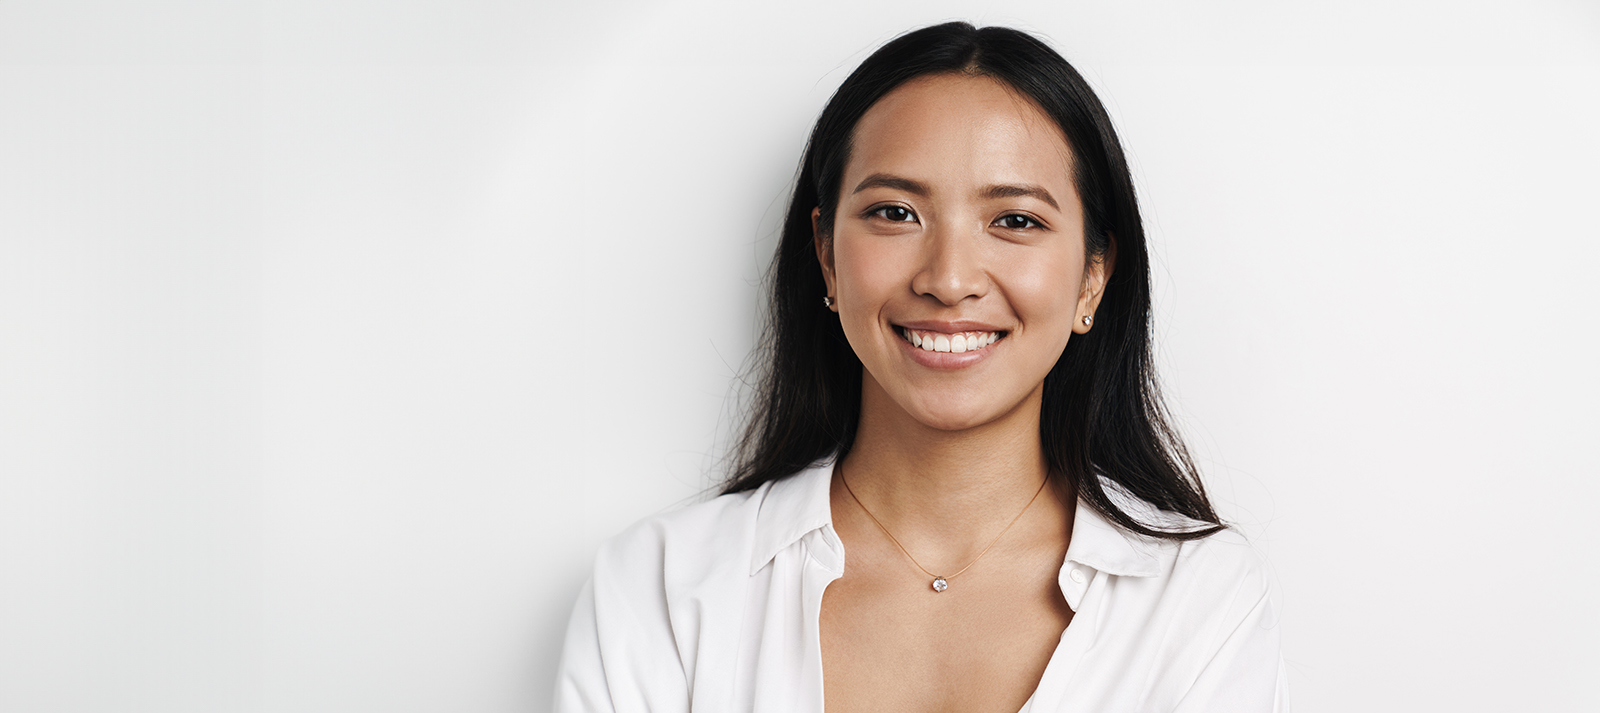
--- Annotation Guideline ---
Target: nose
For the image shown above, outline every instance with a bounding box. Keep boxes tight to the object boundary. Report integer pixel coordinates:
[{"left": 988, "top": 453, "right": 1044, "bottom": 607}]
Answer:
[{"left": 910, "top": 220, "right": 988, "bottom": 306}]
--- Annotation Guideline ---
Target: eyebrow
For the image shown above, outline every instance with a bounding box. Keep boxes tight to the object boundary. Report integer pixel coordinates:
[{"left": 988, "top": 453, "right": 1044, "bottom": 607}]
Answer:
[
  {"left": 983, "top": 183, "right": 1059, "bottom": 210},
  {"left": 851, "top": 173, "right": 930, "bottom": 197},
  {"left": 851, "top": 173, "right": 1060, "bottom": 211}
]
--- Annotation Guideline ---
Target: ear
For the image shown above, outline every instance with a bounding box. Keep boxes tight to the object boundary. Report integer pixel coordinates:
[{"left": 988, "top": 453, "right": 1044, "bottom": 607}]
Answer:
[
  {"left": 1074, "top": 235, "right": 1117, "bottom": 334},
  {"left": 812, "top": 207, "right": 839, "bottom": 312}
]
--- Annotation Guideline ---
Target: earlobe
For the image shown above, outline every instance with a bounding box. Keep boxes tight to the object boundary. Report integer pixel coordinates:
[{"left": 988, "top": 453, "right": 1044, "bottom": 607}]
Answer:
[{"left": 1075, "top": 237, "right": 1117, "bottom": 334}]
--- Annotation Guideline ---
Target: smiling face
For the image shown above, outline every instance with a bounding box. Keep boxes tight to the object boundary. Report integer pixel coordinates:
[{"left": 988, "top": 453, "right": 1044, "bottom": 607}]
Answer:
[{"left": 815, "top": 73, "right": 1111, "bottom": 432}]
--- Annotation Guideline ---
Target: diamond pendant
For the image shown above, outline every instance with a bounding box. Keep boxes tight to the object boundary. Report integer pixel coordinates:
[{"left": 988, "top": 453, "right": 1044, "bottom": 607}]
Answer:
[{"left": 931, "top": 577, "right": 948, "bottom": 593}]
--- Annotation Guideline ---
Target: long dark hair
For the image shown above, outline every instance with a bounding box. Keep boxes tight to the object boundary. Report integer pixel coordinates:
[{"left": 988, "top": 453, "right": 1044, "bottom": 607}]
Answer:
[{"left": 724, "top": 22, "right": 1221, "bottom": 540}]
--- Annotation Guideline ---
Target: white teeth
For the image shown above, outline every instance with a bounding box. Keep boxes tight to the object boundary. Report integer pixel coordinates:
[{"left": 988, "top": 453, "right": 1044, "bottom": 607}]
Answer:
[{"left": 904, "top": 328, "right": 1001, "bottom": 353}]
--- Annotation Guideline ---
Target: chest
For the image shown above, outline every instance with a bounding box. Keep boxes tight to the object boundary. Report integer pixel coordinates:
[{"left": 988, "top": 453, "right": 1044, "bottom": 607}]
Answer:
[{"left": 817, "top": 544, "right": 1074, "bottom": 713}]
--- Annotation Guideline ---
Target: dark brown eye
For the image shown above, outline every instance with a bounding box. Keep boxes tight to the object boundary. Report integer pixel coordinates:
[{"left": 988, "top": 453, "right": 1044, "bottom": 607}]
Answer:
[
  {"left": 998, "top": 214, "right": 1038, "bottom": 230},
  {"left": 874, "top": 206, "right": 915, "bottom": 222}
]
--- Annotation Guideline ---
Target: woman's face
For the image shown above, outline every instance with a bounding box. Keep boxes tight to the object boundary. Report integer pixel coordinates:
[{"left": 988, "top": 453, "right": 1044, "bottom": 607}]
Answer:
[{"left": 816, "top": 73, "right": 1110, "bottom": 432}]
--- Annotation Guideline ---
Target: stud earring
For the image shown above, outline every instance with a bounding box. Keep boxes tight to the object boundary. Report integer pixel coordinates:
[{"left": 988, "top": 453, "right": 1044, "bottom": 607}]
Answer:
[
  {"left": 823, "top": 296, "right": 834, "bottom": 308},
  {"left": 1081, "top": 315, "right": 1093, "bottom": 326}
]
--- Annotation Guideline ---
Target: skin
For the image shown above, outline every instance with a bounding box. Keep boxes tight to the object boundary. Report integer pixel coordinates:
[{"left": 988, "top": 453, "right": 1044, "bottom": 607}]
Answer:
[{"left": 814, "top": 73, "right": 1113, "bottom": 713}]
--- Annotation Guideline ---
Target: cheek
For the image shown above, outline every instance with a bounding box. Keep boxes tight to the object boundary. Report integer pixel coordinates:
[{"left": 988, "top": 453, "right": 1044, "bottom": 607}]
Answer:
[
  {"left": 999, "top": 251, "right": 1084, "bottom": 318},
  {"left": 829, "top": 239, "right": 890, "bottom": 354},
  {"left": 832, "top": 235, "right": 899, "bottom": 305}
]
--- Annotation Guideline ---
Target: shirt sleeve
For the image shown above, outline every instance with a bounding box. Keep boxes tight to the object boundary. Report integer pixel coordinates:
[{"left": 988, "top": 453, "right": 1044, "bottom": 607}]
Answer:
[
  {"left": 1170, "top": 573, "right": 1289, "bottom": 713},
  {"left": 553, "top": 579, "right": 614, "bottom": 713},
  {"left": 552, "top": 521, "right": 692, "bottom": 713}
]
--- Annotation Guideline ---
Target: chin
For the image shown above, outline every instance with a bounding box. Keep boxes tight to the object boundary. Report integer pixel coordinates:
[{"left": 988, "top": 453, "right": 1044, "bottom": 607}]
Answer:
[
  {"left": 863, "top": 370, "right": 1037, "bottom": 433},
  {"left": 905, "top": 401, "right": 1008, "bottom": 433}
]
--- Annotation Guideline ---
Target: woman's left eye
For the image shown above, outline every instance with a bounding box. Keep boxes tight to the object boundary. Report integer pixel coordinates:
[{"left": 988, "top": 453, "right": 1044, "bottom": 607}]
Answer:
[
  {"left": 996, "top": 214, "right": 1040, "bottom": 230},
  {"left": 873, "top": 205, "right": 916, "bottom": 222}
]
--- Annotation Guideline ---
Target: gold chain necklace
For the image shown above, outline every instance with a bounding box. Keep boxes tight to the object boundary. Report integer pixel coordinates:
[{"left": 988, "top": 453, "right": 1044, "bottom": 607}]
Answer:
[{"left": 839, "top": 462, "right": 1050, "bottom": 593}]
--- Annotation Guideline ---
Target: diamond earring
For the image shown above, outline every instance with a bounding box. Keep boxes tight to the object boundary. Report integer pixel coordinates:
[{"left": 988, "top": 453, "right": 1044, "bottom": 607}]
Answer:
[{"left": 823, "top": 296, "right": 834, "bottom": 308}]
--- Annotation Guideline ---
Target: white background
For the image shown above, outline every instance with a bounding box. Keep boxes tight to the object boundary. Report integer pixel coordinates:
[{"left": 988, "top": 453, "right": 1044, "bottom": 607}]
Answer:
[{"left": 2, "top": 1, "right": 1597, "bottom": 711}]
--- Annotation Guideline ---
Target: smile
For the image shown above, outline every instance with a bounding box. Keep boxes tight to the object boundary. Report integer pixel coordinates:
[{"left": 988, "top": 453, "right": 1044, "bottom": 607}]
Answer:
[{"left": 898, "top": 327, "right": 1004, "bottom": 353}]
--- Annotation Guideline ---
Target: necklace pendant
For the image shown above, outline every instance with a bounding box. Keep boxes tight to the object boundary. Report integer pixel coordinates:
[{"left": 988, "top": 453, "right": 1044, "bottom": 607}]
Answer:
[{"left": 931, "top": 577, "right": 948, "bottom": 593}]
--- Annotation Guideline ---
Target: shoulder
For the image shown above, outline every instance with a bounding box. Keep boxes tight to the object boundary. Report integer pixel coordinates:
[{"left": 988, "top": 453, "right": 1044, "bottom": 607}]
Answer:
[
  {"left": 1123, "top": 524, "right": 1283, "bottom": 690},
  {"left": 591, "top": 484, "right": 770, "bottom": 592},
  {"left": 591, "top": 462, "right": 834, "bottom": 590},
  {"left": 1102, "top": 526, "right": 1285, "bottom": 709},
  {"left": 572, "top": 486, "right": 774, "bottom": 686},
  {"left": 1171, "top": 528, "right": 1272, "bottom": 585},
  {"left": 1096, "top": 477, "right": 1278, "bottom": 618},
  {"left": 557, "top": 490, "right": 773, "bottom": 713},
  {"left": 1167, "top": 527, "right": 1280, "bottom": 625},
  {"left": 556, "top": 467, "right": 834, "bottom": 711},
  {"left": 1157, "top": 530, "right": 1287, "bottom": 708}
]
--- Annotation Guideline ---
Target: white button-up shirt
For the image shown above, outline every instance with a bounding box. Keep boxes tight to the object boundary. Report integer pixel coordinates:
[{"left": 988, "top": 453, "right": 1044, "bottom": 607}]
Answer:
[{"left": 555, "top": 460, "right": 1287, "bottom": 712}]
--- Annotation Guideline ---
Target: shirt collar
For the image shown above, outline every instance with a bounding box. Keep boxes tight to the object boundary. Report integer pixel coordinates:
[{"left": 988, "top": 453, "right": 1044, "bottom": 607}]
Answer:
[
  {"left": 1062, "top": 490, "right": 1165, "bottom": 578},
  {"left": 747, "top": 458, "right": 1169, "bottom": 579},
  {"left": 748, "top": 457, "right": 838, "bottom": 575}
]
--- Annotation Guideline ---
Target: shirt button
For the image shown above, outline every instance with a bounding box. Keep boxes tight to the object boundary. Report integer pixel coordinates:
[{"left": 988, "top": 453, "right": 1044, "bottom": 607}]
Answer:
[{"left": 1069, "top": 568, "right": 1086, "bottom": 583}]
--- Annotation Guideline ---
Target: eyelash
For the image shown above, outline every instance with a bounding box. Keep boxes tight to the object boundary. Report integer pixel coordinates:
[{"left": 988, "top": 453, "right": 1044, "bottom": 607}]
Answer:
[
  {"left": 865, "top": 205, "right": 1044, "bottom": 231},
  {"left": 869, "top": 205, "right": 917, "bottom": 223},
  {"left": 996, "top": 214, "right": 1042, "bottom": 230}
]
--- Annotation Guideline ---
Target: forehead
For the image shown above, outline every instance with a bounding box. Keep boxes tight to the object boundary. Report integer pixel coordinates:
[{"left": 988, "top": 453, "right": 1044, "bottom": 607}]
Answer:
[{"left": 845, "top": 73, "right": 1076, "bottom": 194}]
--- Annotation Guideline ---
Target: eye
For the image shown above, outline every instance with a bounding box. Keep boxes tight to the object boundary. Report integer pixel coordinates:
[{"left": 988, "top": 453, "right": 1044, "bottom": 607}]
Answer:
[
  {"left": 871, "top": 205, "right": 917, "bottom": 223},
  {"left": 996, "top": 213, "right": 1040, "bottom": 230}
]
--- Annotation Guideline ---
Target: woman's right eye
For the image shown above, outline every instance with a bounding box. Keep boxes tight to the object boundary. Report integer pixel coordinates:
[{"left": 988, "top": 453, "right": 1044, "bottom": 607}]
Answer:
[{"left": 872, "top": 205, "right": 916, "bottom": 222}]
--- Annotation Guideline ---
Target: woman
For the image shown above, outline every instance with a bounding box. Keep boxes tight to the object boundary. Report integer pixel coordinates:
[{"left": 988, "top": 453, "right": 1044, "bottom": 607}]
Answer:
[{"left": 556, "top": 22, "right": 1284, "bottom": 712}]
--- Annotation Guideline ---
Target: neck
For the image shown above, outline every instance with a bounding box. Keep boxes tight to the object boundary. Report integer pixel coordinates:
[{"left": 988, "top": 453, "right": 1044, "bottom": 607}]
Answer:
[{"left": 836, "top": 372, "right": 1064, "bottom": 555}]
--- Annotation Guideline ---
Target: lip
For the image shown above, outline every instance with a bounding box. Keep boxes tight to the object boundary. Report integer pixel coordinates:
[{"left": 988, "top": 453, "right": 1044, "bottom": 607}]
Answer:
[
  {"left": 896, "top": 319, "right": 1005, "bottom": 333},
  {"left": 890, "top": 320, "right": 1006, "bottom": 370}
]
